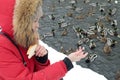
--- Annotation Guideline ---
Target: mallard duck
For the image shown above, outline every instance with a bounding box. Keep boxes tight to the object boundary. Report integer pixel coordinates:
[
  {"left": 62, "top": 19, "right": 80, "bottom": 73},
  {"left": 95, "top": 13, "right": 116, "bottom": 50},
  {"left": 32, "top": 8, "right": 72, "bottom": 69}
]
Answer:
[
  {"left": 71, "top": 3, "right": 76, "bottom": 10},
  {"left": 58, "top": 22, "right": 62, "bottom": 28},
  {"left": 70, "top": 0, "right": 76, "bottom": 4},
  {"left": 97, "top": 36, "right": 107, "bottom": 43},
  {"left": 43, "top": 33, "right": 53, "bottom": 38},
  {"left": 105, "top": 15, "right": 112, "bottom": 22},
  {"left": 48, "top": 14, "right": 55, "bottom": 20},
  {"left": 51, "top": 14, "right": 55, "bottom": 20},
  {"left": 77, "top": 40, "right": 83, "bottom": 48},
  {"left": 108, "top": 8, "right": 117, "bottom": 16},
  {"left": 85, "top": 53, "right": 97, "bottom": 63},
  {"left": 67, "top": 12, "right": 73, "bottom": 17},
  {"left": 103, "top": 43, "right": 112, "bottom": 54},
  {"left": 83, "top": 0, "right": 90, "bottom": 3},
  {"left": 89, "top": 40, "right": 96, "bottom": 49},
  {"left": 110, "top": 40, "right": 117, "bottom": 47},
  {"left": 111, "top": 20, "right": 117, "bottom": 27},
  {"left": 87, "top": 30, "right": 97, "bottom": 39},
  {"left": 89, "top": 26, "right": 97, "bottom": 31},
  {"left": 60, "top": 46, "right": 66, "bottom": 54},
  {"left": 117, "top": 34, "right": 120, "bottom": 38},
  {"left": 58, "top": 0, "right": 65, "bottom": 3},
  {"left": 83, "top": 38, "right": 89, "bottom": 43},
  {"left": 61, "top": 29, "right": 68, "bottom": 36},
  {"left": 75, "top": 15, "right": 85, "bottom": 20},
  {"left": 72, "top": 26, "right": 81, "bottom": 38},
  {"left": 115, "top": 70, "right": 120, "bottom": 80},
  {"left": 99, "top": 6, "right": 105, "bottom": 13},
  {"left": 107, "top": 29, "right": 114, "bottom": 36},
  {"left": 61, "top": 22, "right": 68, "bottom": 28},
  {"left": 107, "top": 0, "right": 112, "bottom": 3},
  {"left": 67, "top": 48, "right": 74, "bottom": 54},
  {"left": 113, "top": 31, "right": 118, "bottom": 37},
  {"left": 51, "top": 29, "right": 55, "bottom": 37},
  {"left": 106, "top": 38, "right": 112, "bottom": 46}
]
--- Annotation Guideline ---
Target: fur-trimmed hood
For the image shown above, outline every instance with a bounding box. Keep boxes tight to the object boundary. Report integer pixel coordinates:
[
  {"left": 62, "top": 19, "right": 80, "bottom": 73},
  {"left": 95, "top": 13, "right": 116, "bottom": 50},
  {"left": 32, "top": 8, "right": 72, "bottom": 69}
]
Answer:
[{"left": 0, "top": 0, "right": 42, "bottom": 48}]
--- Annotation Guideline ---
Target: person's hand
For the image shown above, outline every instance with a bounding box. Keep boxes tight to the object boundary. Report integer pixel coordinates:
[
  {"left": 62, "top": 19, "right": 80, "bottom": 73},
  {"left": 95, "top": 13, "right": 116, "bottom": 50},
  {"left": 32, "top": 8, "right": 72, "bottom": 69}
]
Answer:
[
  {"left": 35, "top": 45, "right": 48, "bottom": 57},
  {"left": 67, "top": 47, "right": 88, "bottom": 62}
]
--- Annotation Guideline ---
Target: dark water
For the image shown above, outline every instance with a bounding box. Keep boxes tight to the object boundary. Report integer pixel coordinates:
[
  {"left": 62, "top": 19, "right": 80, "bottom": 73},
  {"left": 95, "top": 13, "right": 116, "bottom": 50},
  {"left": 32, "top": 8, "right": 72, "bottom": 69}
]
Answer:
[{"left": 39, "top": 0, "right": 120, "bottom": 80}]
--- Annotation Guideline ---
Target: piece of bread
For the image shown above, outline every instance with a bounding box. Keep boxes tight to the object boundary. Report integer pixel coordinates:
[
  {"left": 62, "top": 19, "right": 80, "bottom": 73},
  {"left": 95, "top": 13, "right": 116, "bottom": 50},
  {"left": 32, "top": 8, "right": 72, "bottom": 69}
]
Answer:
[{"left": 27, "top": 44, "right": 37, "bottom": 59}]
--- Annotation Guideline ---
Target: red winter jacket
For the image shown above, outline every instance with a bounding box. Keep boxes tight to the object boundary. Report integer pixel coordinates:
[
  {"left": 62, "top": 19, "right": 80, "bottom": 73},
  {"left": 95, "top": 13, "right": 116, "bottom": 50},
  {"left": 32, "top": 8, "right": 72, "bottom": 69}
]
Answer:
[{"left": 0, "top": 0, "right": 72, "bottom": 80}]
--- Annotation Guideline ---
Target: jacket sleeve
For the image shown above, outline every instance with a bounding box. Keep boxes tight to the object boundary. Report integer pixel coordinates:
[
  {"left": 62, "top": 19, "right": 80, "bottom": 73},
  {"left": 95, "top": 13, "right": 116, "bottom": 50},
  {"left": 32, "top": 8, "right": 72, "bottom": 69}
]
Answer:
[
  {"left": 0, "top": 47, "right": 68, "bottom": 80},
  {"left": 34, "top": 53, "right": 50, "bottom": 71}
]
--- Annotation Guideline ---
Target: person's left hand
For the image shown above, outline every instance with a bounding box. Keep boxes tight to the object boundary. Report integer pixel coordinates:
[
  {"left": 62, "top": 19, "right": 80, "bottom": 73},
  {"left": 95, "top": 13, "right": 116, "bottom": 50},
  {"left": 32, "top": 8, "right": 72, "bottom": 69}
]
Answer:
[
  {"left": 35, "top": 45, "right": 48, "bottom": 57},
  {"left": 67, "top": 47, "right": 88, "bottom": 62}
]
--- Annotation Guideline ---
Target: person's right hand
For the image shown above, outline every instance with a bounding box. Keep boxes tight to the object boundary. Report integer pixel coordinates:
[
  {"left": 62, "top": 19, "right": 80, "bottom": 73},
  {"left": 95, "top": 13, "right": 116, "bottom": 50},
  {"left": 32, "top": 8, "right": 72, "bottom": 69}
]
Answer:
[{"left": 67, "top": 47, "right": 88, "bottom": 62}]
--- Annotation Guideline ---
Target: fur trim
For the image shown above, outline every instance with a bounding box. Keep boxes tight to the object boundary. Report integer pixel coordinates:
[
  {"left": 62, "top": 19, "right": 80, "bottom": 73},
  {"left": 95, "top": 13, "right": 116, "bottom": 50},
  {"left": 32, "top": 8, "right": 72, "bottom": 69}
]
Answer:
[{"left": 13, "top": 0, "right": 42, "bottom": 48}]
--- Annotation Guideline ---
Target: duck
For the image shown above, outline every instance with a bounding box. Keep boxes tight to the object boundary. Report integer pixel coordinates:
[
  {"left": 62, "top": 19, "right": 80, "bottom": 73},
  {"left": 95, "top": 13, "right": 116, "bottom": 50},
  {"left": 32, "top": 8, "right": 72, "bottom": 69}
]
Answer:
[
  {"left": 87, "top": 30, "right": 97, "bottom": 39},
  {"left": 83, "top": 0, "right": 90, "bottom": 3},
  {"left": 61, "top": 28, "right": 68, "bottom": 36},
  {"left": 115, "top": 70, "right": 120, "bottom": 80},
  {"left": 48, "top": 14, "right": 55, "bottom": 20},
  {"left": 111, "top": 19, "right": 117, "bottom": 27},
  {"left": 107, "top": 29, "right": 114, "bottom": 36},
  {"left": 99, "top": 7, "right": 104, "bottom": 13},
  {"left": 51, "top": 28, "right": 55, "bottom": 37},
  {"left": 75, "top": 14, "right": 85, "bottom": 20},
  {"left": 113, "top": 31, "right": 118, "bottom": 37},
  {"left": 97, "top": 36, "right": 107, "bottom": 43},
  {"left": 58, "top": 0, "right": 65, "bottom": 3},
  {"left": 89, "top": 40, "right": 96, "bottom": 50},
  {"left": 72, "top": 26, "right": 81, "bottom": 38},
  {"left": 43, "top": 33, "right": 53, "bottom": 39},
  {"left": 85, "top": 53, "right": 97, "bottom": 63},
  {"left": 58, "top": 22, "right": 62, "bottom": 28},
  {"left": 71, "top": 3, "right": 76, "bottom": 10},
  {"left": 106, "top": 38, "right": 117, "bottom": 47},
  {"left": 105, "top": 15, "right": 112, "bottom": 22},
  {"left": 110, "top": 40, "right": 117, "bottom": 47},
  {"left": 108, "top": 8, "right": 117, "bottom": 16},
  {"left": 67, "top": 12, "right": 73, "bottom": 17},
  {"left": 77, "top": 40, "right": 83, "bottom": 48},
  {"left": 117, "top": 34, "right": 120, "bottom": 38},
  {"left": 103, "top": 43, "right": 112, "bottom": 54},
  {"left": 96, "top": 24, "right": 104, "bottom": 33},
  {"left": 61, "top": 22, "right": 68, "bottom": 28},
  {"left": 107, "top": 0, "right": 112, "bottom": 3},
  {"left": 60, "top": 46, "right": 67, "bottom": 54},
  {"left": 66, "top": 48, "right": 74, "bottom": 54},
  {"left": 83, "top": 38, "right": 89, "bottom": 43},
  {"left": 106, "top": 38, "right": 112, "bottom": 46},
  {"left": 42, "top": 29, "right": 56, "bottom": 38},
  {"left": 51, "top": 14, "right": 55, "bottom": 20}
]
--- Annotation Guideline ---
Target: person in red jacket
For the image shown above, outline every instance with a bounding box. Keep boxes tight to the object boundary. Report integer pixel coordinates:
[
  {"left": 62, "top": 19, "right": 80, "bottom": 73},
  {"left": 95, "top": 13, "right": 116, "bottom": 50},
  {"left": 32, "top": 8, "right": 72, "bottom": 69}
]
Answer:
[{"left": 0, "top": 0, "right": 88, "bottom": 80}]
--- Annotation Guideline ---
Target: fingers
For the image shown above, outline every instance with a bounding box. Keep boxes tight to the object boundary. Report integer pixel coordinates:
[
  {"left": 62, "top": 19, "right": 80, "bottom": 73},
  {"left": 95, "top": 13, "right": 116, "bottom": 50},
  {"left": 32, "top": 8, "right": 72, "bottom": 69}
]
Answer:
[
  {"left": 76, "top": 46, "right": 88, "bottom": 58},
  {"left": 82, "top": 52, "right": 88, "bottom": 58},
  {"left": 78, "top": 46, "right": 85, "bottom": 51},
  {"left": 76, "top": 47, "right": 85, "bottom": 54},
  {"left": 35, "top": 45, "right": 47, "bottom": 57}
]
